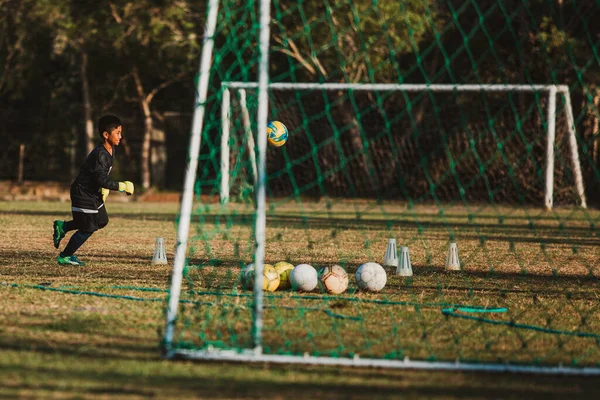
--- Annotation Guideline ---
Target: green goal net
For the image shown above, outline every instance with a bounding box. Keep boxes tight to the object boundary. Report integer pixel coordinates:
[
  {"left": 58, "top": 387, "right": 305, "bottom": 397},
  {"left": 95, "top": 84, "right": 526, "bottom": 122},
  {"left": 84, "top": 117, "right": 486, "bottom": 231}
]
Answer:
[{"left": 164, "top": 0, "right": 600, "bottom": 373}]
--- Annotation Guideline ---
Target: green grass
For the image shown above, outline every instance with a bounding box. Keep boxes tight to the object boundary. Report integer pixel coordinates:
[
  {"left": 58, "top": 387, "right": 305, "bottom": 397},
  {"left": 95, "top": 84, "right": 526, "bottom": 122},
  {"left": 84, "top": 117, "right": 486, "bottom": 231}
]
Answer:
[
  {"left": 174, "top": 199, "right": 600, "bottom": 366},
  {"left": 1, "top": 200, "right": 599, "bottom": 399}
]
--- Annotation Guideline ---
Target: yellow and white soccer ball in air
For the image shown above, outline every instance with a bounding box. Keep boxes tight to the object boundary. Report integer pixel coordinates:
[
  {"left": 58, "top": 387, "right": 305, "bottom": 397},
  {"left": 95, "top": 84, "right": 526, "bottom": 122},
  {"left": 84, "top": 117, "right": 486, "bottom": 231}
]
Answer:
[
  {"left": 318, "top": 265, "right": 349, "bottom": 294},
  {"left": 355, "top": 262, "right": 387, "bottom": 292},
  {"left": 274, "top": 261, "right": 295, "bottom": 290},
  {"left": 267, "top": 120, "right": 288, "bottom": 147},
  {"left": 241, "top": 263, "right": 280, "bottom": 292},
  {"left": 290, "top": 263, "right": 318, "bottom": 292}
]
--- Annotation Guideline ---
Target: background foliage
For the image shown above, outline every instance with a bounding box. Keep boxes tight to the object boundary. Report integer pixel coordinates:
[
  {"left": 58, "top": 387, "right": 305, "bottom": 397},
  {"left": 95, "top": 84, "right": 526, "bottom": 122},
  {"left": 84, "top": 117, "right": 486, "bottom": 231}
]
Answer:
[{"left": 0, "top": 0, "right": 599, "bottom": 201}]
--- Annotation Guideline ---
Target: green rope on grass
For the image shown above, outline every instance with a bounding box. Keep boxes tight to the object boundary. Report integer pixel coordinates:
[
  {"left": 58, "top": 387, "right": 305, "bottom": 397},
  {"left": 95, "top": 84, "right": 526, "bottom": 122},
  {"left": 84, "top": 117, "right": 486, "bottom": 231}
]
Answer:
[
  {"left": 8, "top": 283, "right": 598, "bottom": 338},
  {"left": 8, "top": 283, "right": 362, "bottom": 321},
  {"left": 444, "top": 306, "right": 508, "bottom": 313},
  {"left": 10, "top": 284, "right": 215, "bottom": 306},
  {"left": 323, "top": 309, "right": 362, "bottom": 321},
  {"left": 110, "top": 285, "right": 166, "bottom": 293},
  {"left": 109, "top": 285, "right": 489, "bottom": 309},
  {"left": 46, "top": 284, "right": 516, "bottom": 316}
]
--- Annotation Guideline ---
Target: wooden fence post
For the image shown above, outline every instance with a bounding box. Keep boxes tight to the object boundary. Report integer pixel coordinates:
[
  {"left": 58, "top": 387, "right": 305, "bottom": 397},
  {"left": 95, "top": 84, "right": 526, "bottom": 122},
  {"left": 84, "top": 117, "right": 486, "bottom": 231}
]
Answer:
[{"left": 18, "top": 143, "right": 25, "bottom": 184}]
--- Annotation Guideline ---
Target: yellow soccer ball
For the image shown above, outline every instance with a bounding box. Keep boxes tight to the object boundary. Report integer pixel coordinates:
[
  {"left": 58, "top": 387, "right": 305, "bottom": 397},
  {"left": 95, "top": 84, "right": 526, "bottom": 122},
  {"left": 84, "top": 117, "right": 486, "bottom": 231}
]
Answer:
[
  {"left": 263, "top": 264, "right": 280, "bottom": 292},
  {"left": 241, "top": 263, "right": 280, "bottom": 291},
  {"left": 267, "top": 120, "right": 288, "bottom": 147},
  {"left": 274, "top": 261, "right": 294, "bottom": 290}
]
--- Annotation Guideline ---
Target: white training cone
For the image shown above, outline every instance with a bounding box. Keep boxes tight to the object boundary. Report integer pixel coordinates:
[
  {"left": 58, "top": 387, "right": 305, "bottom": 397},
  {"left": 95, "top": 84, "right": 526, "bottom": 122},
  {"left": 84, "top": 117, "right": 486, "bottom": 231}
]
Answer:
[
  {"left": 152, "top": 237, "right": 168, "bottom": 265},
  {"left": 446, "top": 242, "right": 461, "bottom": 271},
  {"left": 383, "top": 238, "right": 398, "bottom": 268},
  {"left": 396, "top": 246, "right": 413, "bottom": 276}
]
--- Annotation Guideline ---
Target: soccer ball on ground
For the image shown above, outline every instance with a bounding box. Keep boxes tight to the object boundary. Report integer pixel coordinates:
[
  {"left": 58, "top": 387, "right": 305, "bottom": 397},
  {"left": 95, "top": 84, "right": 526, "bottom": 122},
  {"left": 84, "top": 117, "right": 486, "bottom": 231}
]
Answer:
[
  {"left": 318, "top": 265, "right": 349, "bottom": 294},
  {"left": 274, "top": 261, "right": 295, "bottom": 290},
  {"left": 240, "top": 263, "right": 255, "bottom": 289},
  {"left": 267, "top": 120, "right": 288, "bottom": 147},
  {"left": 290, "top": 263, "right": 318, "bottom": 292},
  {"left": 355, "top": 262, "right": 387, "bottom": 292},
  {"left": 241, "top": 263, "right": 280, "bottom": 291}
]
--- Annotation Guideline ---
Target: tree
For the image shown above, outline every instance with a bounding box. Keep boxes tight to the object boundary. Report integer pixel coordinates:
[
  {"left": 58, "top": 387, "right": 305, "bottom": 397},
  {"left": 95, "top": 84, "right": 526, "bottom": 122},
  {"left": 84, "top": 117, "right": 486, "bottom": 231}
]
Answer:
[
  {"left": 0, "top": 0, "right": 82, "bottom": 181},
  {"left": 107, "top": 0, "right": 201, "bottom": 190},
  {"left": 30, "top": 0, "right": 122, "bottom": 155},
  {"left": 269, "top": 0, "right": 443, "bottom": 195}
]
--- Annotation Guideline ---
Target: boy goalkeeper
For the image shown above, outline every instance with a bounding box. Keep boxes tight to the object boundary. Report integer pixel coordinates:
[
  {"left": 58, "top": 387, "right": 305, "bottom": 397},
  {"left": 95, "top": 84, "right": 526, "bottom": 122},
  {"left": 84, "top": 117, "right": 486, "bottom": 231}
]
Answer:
[{"left": 52, "top": 114, "right": 134, "bottom": 266}]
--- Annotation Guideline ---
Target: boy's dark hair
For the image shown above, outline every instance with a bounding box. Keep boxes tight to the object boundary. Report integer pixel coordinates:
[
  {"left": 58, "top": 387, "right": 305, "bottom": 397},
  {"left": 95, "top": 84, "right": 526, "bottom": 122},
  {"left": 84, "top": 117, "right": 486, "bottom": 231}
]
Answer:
[{"left": 97, "top": 114, "right": 122, "bottom": 139}]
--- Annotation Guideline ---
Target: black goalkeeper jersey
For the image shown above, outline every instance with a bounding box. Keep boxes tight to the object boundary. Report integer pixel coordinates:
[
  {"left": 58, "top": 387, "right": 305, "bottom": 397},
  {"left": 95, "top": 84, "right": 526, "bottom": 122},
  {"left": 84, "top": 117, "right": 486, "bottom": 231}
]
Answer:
[{"left": 70, "top": 145, "right": 120, "bottom": 211}]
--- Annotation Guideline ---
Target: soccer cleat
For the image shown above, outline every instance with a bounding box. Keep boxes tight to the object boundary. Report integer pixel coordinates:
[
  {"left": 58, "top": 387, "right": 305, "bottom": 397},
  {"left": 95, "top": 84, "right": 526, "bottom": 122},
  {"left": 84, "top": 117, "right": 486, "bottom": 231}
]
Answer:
[
  {"left": 57, "top": 254, "right": 86, "bottom": 266},
  {"left": 53, "top": 220, "right": 66, "bottom": 249}
]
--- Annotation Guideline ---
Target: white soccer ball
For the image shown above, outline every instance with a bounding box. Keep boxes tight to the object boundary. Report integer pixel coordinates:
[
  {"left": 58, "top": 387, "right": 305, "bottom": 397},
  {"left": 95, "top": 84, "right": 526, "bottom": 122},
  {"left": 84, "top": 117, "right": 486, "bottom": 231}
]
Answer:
[
  {"left": 290, "top": 263, "right": 318, "bottom": 292},
  {"left": 355, "top": 262, "right": 387, "bottom": 292}
]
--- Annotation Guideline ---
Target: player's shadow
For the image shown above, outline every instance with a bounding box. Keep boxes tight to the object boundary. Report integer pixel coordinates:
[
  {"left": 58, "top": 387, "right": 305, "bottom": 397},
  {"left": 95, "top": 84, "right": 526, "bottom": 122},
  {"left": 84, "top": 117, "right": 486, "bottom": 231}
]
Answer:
[
  {"left": 0, "top": 338, "right": 158, "bottom": 361},
  {"left": 5, "top": 207, "right": 598, "bottom": 231},
  {"left": 0, "top": 209, "right": 177, "bottom": 222},
  {"left": 4, "top": 208, "right": 600, "bottom": 247},
  {"left": 389, "top": 265, "right": 600, "bottom": 298},
  {"left": 2, "top": 246, "right": 597, "bottom": 291},
  {"left": 0, "top": 249, "right": 172, "bottom": 286}
]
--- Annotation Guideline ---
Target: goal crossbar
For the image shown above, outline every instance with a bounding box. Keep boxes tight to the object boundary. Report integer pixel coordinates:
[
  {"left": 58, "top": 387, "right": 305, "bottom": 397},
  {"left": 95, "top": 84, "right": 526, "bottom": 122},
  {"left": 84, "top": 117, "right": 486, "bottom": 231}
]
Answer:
[
  {"left": 220, "top": 82, "right": 586, "bottom": 209},
  {"left": 223, "top": 82, "right": 570, "bottom": 92}
]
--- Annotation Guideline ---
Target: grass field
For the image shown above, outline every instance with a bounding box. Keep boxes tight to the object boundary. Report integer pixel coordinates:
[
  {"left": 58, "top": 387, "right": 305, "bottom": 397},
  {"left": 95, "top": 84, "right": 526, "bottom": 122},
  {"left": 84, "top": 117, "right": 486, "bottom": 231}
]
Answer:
[{"left": 1, "top": 199, "right": 600, "bottom": 399}]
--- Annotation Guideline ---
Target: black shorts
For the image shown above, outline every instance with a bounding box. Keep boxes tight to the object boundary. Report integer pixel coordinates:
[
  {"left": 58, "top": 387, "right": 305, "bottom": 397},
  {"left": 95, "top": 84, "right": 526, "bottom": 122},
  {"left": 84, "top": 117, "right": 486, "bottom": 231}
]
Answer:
[{"left": 72, "top": 203, "right": 109, "bottom": 233}]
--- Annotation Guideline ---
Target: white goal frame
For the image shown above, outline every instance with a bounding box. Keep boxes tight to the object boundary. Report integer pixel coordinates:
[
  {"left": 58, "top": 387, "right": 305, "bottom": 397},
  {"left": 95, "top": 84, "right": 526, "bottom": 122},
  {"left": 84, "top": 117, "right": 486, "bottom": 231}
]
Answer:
[
  {"left": 164, "top": 0, "right": 598, "bottom": 375},
  {"left": 220, "top": 82, "right": 587, "bottom": 210}
]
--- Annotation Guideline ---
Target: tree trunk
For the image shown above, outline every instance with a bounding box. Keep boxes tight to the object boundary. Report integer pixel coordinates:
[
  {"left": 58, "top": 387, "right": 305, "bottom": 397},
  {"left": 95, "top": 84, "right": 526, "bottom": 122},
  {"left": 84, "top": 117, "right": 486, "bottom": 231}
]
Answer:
[
  {"left": 140, "top": 102, "right": 152, "bottom": 190},
  {"left": 151, "top": 113, "right": 167, "bottom": 189},
  {"left": 592, "top": 89, "right": 600, "bottom": 167},
  {"left": 339, "top": 104, "right": 378, "bottom": 195},
  {"left": 133, "top": 68, "right": 152, "bottom": 190},
  {"left": 71, "top": 126, "right": 77, "bottom": 181},
  {"left": 81, "top": 49, "right": 95, "bottom": 154}
]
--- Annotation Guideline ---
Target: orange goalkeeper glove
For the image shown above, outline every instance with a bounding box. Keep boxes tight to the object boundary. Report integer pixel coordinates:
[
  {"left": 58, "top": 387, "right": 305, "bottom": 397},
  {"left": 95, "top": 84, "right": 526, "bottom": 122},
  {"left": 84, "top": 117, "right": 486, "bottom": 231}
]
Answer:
[{"left": 118, "top": 181, "right": 134, "bottom": 195}]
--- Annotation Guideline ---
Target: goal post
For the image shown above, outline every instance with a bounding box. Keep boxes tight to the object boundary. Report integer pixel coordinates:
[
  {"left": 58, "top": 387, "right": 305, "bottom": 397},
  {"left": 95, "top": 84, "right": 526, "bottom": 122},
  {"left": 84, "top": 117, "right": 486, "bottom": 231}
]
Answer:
[
  {"left": 220, "top": 82, "right": 587, "bottom": 210},
  {"left": 163, "top": 0, "right": 600, "bottom": 376},
  {"left": 163, "top": 0, "right": 220, "bottom": 353}
]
